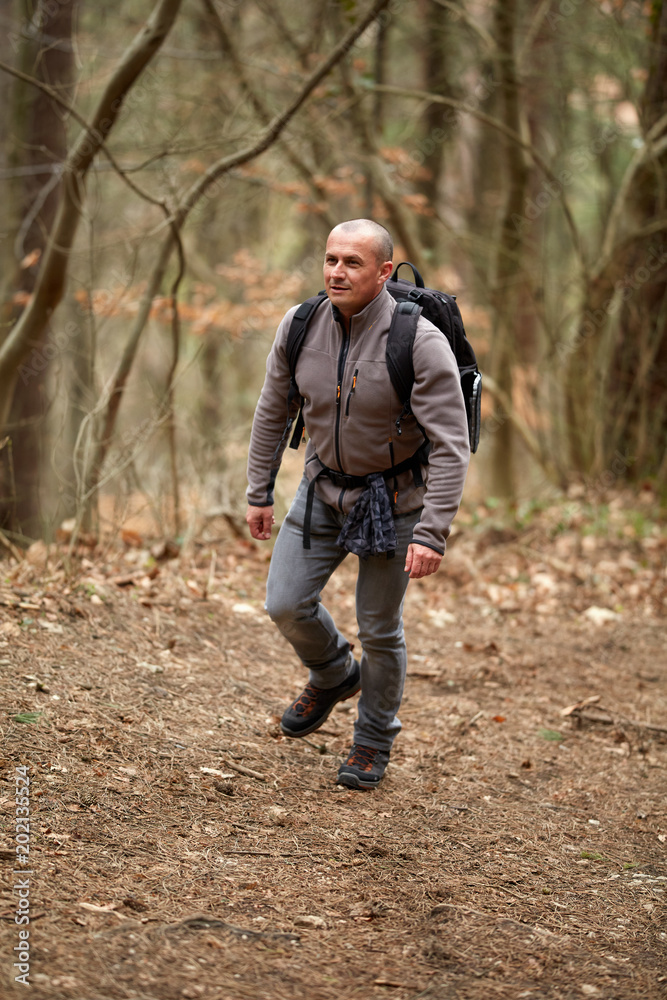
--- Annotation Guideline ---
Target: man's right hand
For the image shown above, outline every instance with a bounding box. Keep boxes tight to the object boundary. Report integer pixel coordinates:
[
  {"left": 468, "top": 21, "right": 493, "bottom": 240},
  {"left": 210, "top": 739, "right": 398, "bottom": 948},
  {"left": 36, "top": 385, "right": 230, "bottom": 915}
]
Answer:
[{"left": 246, "top": 505, "right": 275, "bottom": 540}]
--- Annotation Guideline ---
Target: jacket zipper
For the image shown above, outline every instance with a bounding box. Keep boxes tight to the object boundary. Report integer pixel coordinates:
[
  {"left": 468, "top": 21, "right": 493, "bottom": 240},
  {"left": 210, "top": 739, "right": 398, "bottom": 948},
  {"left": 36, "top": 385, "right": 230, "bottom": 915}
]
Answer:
[
  {"left": 345, "top": 369, "right": 358, "bottom": 415},
  {"left": 334, "top": 324, "right": 350, "bottom": 471}
]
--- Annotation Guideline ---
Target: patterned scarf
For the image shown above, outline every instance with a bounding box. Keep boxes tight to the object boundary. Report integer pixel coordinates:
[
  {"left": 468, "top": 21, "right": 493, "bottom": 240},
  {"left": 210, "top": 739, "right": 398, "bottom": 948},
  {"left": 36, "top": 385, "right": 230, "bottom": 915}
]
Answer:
[{"left": 336, "top": 474, "right": 397, "bottom": 559}]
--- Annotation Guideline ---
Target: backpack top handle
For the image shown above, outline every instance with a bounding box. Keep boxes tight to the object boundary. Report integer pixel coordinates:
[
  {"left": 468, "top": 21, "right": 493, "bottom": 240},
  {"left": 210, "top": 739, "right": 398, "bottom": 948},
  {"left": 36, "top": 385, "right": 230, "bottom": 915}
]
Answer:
[{"left": 390, "top": 261, "right": 425, "bottom": 288}]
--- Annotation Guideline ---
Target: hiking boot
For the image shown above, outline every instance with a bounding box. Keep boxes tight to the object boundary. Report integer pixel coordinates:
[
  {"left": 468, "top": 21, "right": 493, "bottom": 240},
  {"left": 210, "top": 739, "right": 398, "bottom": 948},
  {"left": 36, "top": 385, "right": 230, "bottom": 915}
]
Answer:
[
  {"left": 280, "top": 659, "right": 361, "bottom": 738},
  {"left": 337, "top": 744, "right": 390, "bottom": 790}
]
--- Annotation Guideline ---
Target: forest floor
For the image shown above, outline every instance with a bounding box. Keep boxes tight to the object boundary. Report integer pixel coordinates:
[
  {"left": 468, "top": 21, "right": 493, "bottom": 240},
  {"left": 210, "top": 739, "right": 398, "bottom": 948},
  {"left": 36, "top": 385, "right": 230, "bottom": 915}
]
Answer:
[{"left": 0, "top": 483, "right": 665, "bottom": 1000}]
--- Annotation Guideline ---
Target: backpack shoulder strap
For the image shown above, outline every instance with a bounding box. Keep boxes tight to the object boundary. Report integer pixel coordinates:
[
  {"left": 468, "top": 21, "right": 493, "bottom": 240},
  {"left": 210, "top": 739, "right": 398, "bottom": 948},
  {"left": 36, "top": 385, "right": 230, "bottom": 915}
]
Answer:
[
  {"left": 286, "top": 293, "right": 328, "bottom": 378},
  {"left": 285, "top": 292, "right": 328, "bottom": 450},
  {"left": 386, "top": 300, "right": 421, "bottom": 407}
]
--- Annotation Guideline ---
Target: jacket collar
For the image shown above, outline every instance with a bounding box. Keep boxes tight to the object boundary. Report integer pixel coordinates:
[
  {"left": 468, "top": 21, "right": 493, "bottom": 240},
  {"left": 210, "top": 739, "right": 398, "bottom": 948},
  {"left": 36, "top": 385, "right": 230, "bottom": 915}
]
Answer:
[{"left": 330, "top": 285, "right": 392, "bottom": 332}]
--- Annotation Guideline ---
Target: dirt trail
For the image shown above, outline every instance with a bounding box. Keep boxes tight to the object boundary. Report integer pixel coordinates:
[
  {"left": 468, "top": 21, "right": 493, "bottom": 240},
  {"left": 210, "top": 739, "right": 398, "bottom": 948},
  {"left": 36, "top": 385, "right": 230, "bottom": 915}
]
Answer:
[{"left": 0, "top": 490, "right": 665, "bottom": 1000}]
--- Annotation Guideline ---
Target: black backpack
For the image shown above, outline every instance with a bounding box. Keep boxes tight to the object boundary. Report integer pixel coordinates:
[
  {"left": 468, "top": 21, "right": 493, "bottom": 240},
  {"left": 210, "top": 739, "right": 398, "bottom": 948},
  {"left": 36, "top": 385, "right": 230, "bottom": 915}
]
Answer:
[{"left": 285, "top": 261, "right": 482, "bottom": 454}]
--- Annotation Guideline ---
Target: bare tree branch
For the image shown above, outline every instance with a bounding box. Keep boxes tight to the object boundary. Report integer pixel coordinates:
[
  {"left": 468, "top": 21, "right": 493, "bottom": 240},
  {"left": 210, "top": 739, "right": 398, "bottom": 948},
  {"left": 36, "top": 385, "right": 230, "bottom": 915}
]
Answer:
[
  {"left": 372, "top": 82, "right": 586, "bottom": 273},
  {"left": 518, "top": 0, "right": 555, "bottom": 70},
  {"left": 335, "top": 62, "right": 425, "bottom": 268},
  {"left": 430, "top": 0, "right": 495, "bottom": 53},
  {"left": 598, "top": 120, "right": 667, "bottom": 273},
  {"left": 481, "top": 372, "right": 562, "bottom": 485},
  {"left": 82, "top": 0, "right": 391, "bottom": 503},
  {"left": 200, "top": 0, "right": 338, "bottom": 230},
  {"left": 170, "top": 0, "right": 391, "bottom": 228},
  {"left": 0, "top": 59, "right": 167, "bottom": 212},
  {"left": 83, "top": 231, "right": 175, "bottom": 504},
  {"left": 0, "top": 0, "right": 184, "bottom": 431},
  {"left": 164, "top": 225, "right": 187, "bottom": 537}
]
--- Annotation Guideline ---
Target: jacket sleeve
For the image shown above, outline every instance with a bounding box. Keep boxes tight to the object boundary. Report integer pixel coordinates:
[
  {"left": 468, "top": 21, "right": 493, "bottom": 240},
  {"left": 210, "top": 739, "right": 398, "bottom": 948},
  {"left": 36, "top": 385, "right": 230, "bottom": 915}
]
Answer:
[
  {"left": 408, "top": 320, "right": 471, "bottom": 553},
  {"left": 246, "top": 306, "right": 300, "bottom": 507}
]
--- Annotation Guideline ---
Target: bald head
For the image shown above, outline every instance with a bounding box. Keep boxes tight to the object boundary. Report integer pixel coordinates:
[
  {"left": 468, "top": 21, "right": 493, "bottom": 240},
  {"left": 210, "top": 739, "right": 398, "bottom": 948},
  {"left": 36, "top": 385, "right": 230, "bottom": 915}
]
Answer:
[
  {"left": 323, "top": 220, "right": 394, "bottom": 319},
  {"left": 329, "top": 219, "right": 393, "bottom": 267}
]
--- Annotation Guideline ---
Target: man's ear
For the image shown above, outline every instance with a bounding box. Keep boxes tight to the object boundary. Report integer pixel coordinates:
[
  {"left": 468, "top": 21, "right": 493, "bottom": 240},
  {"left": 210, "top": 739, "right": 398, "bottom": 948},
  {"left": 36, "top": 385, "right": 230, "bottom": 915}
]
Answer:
[{"left": 379, "top": 260, "right": 393, "bottom": 283}]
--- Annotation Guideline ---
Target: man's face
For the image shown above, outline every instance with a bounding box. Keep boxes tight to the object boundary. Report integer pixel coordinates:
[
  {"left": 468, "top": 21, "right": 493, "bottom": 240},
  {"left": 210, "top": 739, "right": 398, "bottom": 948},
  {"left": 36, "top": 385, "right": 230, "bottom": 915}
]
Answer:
[{"left": 323, "top": 229, "right": 392, "bottom": 320}]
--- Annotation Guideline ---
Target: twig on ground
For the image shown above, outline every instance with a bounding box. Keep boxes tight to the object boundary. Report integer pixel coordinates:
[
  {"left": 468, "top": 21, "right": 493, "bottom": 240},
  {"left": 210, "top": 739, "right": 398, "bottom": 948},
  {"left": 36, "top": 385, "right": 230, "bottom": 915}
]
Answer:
[
  {"left": 561, "top": 697, "right": 667, "bottom": 735},
  {"left": 222, "top": 760, "right": 267, "bottom": 781},
  {"left": 0, "top": 528, "right": 23, "bottom": 562}
]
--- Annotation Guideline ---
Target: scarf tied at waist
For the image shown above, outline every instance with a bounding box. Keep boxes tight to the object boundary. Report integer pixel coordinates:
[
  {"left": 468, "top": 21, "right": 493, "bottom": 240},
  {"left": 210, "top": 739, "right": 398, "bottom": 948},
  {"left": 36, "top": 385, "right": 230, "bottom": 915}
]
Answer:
[
  {"left": 335, "top": 473, "right": 397, "bottom": 559},
  {"left": 302, "top": 445, "right": 429, "bottom": 558}
]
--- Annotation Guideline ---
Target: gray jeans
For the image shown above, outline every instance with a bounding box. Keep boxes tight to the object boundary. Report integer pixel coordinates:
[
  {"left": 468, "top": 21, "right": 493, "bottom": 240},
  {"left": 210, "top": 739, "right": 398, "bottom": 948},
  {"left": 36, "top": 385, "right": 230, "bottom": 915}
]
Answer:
[{"left": 265, "top": 476, "right": 422, "bottom": 751}]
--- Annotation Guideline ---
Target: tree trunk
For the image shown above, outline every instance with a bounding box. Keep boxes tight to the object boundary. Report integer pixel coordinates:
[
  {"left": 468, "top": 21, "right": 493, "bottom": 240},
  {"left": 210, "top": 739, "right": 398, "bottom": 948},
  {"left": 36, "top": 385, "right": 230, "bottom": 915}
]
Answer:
[
  {"left": 0, "top": 0, "right": 185, "bottom": 541},
  {"left": 606, "top": 0, "right": 667, "bottom": 481},
  {"left": 363, "top": 11, "right": 389, "bottom": 217},
  {"left": 0, "top": 0, "right": 77, "bottom": 538},
  {"left": 0, "top": 0, "right": 185, "bottom": 429},
  {"left": 564, "top": 2, "right": 667, "bottom": 480},
  {"left": 78, "top": 0, "right": 394, "bottom": 528},
  {"left": 416, "top": 0, "right": 456, "bottom": 252},
  {"left": 486, "top": 0, "right": 530, "bottom": 499}
]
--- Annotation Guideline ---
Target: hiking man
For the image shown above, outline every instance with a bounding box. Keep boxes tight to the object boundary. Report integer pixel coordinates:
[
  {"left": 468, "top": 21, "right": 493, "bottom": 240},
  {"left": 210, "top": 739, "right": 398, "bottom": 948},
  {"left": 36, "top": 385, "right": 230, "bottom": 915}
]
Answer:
[{"left": 246, "top": 219, "right": 470, "bottom": 789}]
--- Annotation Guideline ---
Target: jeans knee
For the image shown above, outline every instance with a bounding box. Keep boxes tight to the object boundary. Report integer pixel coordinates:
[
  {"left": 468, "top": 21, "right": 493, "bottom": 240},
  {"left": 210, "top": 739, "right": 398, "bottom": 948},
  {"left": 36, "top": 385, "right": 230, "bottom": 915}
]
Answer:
[
  {"left": 265, "top": 593, "right": 310, "bottom": 631},
  {"left": 357, "top": 621, "right": 403, "bottom": 651},
  {"left": 265, "top": 595, "right": 289, "bottom": 626}
]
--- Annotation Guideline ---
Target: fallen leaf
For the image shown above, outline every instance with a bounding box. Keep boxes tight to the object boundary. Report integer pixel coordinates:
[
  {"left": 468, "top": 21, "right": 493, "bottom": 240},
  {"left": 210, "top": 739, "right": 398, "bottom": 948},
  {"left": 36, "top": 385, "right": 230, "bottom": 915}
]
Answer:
[
  {"left": 121, "top": 529, "right": 144, "bottom": 548},
  {"left": 37, "top": 619, "right": 64, "bottom": 633},
  {"left": 538, "top": 728, "right": 564, "bottom": 742},
  {"left": 427, "top": 609, "right": 456, "bottom": 627},
  {"left": 294, "top": 915, "right": 326, "bottom": 929},
  {"left": 137, "top": 661, "right": 164, "bottom": 674},
  {"left": 561, "top": 695, "right": 601, "bottom": 717},
  {"left": 200, "top": 767, "right": 235, "bottom": 778},
  {"left": 582, "top": 606, "right": 620, "bottom": 625}
]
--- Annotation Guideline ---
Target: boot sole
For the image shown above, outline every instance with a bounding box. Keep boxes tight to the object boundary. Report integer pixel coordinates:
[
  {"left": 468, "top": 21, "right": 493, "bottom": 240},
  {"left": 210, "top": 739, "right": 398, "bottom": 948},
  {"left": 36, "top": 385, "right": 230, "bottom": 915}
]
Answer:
[{"left": 336, "top": 769, "right": 382, "bottom": 790}]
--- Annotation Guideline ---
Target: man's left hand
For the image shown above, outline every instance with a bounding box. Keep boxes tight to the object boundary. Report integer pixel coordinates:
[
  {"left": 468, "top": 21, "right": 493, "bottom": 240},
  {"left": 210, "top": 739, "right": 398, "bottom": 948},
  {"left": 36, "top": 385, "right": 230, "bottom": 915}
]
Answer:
[{"left": 404, "top": 543, "right": 442, "bottom": 579}]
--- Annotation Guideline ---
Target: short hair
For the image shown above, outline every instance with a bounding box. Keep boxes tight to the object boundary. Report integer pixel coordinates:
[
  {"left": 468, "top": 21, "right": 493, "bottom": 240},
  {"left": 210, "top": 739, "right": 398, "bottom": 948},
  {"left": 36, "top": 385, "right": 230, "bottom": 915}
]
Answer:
[{"left": 332, "top": 219, "right": 393, "bottom": 266}]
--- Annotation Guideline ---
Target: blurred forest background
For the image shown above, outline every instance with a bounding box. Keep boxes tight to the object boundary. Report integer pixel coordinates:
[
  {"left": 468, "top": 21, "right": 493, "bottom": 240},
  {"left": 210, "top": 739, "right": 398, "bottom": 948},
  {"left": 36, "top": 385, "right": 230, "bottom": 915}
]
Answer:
[{"left": 0, "top": 0, "right": 665, "bottom": 547}]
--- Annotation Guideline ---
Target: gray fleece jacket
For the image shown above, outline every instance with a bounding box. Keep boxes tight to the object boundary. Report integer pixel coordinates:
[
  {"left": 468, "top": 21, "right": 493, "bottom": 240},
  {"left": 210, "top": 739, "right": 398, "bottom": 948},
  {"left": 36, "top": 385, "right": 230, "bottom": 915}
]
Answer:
[{"left": 246, "top": 285, "right": 470, "bottom": 554}]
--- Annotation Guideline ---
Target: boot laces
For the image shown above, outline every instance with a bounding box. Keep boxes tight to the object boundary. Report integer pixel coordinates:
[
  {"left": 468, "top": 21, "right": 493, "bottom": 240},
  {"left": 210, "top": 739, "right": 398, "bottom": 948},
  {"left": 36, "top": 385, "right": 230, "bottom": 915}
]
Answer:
[
  {"left": 292, "top": 683, "right": 322, "bottom": 715},
  {"left": 347, "top": 744, "right": 379, "bottom": 771}
]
